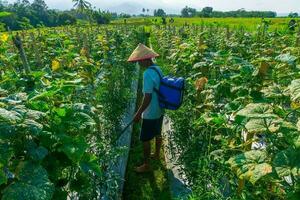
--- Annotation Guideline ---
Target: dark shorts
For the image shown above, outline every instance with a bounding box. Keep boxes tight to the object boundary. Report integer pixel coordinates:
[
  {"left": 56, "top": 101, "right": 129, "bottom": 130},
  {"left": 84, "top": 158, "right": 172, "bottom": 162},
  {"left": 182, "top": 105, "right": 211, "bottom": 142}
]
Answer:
[{"left": 140, "top": 115, "right": 164, "bottom": 142}]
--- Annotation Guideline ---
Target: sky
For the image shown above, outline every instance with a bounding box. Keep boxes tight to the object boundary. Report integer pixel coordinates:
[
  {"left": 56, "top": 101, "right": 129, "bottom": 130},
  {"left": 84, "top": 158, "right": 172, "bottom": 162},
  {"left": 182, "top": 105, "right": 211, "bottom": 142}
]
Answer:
[{"left": 5, "top": 0, "right": 300, "bottom": 14}]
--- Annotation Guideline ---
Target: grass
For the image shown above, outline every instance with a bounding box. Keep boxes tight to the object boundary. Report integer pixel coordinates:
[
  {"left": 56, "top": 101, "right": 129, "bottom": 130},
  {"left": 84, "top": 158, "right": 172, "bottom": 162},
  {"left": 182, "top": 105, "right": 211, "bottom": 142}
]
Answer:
[
  {"left": 122, "top": 122, "right": 172, "bottom": 200},
  {"left": 112, "top": 17, "right": 296, "bottom": 31}
]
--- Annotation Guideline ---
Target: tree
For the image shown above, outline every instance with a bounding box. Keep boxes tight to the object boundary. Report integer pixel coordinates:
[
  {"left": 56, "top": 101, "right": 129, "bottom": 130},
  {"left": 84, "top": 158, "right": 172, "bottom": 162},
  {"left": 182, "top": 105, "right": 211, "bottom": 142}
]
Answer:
[
  {"left": 181, "top": 6, "right": 197, "bottom": 17},
  {"left": 57, "top": 13, "right": 76, "bottom": 25},
  {"left": 119, "top": 13, "right": 131, "bottom": 18},
  {"left": 142, "top": 8, "right": 145, "bottom": 13},
  {"left": 201, "top": 7, "right": 213, "bottom": 17},
  {"left": 154, "top": 9, "right": 166, "bottom": 17},
  {"left": 92, "top": 10, "right": 111, "bottom": 24},
  {"left": 17, "top": 17, "right": 33, "bottom": 29},
  {"left": 31, "top": 0, "right": 48, "bottom": 26},
  {"left": 72, "top": 0, "right": 91, "bottom": 13},
  {"left": 289, "top": 12, "right": 299, "bottom": 18},
  {"left": 32, "top": 0, "right": 47, "bottom": 11}
]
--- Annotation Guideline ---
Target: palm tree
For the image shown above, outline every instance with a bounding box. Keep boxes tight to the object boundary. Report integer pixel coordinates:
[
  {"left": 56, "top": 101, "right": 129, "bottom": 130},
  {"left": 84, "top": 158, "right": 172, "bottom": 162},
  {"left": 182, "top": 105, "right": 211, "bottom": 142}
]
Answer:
[{"left": 72, "top": 0, "right": 91, "bottom": 12}]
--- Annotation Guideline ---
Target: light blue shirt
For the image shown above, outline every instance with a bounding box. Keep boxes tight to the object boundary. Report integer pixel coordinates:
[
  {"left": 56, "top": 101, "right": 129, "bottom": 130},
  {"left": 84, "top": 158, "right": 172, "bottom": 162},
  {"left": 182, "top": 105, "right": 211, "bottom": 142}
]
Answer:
[{"left": 142, "top": 65, "right": 163, "bottom": 119}]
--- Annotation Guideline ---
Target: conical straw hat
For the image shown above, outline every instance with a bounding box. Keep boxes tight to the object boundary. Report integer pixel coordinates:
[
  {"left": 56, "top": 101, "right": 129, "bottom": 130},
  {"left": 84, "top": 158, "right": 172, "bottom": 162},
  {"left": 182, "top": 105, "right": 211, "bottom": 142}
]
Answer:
[{"left": 128, "top": 43, "right": 159, "bottom": 62}]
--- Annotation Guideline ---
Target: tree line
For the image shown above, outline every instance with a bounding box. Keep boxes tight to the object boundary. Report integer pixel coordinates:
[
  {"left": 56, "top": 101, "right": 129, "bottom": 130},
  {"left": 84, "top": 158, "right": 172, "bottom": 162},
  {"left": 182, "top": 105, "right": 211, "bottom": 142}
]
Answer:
[
  {"left": 180, "top": 6, "right": 278, "bottom": 18},
  {"left": 0, "top": 0, "right": 116, "bottom": 31},
  {"left": 0, "top": 0, "right": 298, "bottom": 31}
]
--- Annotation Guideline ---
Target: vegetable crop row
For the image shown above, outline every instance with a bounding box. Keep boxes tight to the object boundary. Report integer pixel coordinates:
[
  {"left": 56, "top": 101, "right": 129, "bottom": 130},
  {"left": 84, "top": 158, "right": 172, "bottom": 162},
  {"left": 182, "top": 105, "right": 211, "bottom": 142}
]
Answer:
[
  {"left": 0, "top": 25, "right": 145, "bottom": 200},
  {"left": 150, "top": 24, "right": 300, "bottom": 199}
]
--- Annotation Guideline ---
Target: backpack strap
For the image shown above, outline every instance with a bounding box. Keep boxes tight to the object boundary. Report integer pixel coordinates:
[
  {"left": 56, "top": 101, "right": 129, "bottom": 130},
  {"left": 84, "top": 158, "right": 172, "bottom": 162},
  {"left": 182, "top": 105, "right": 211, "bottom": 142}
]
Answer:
[
  {"left": 149, "top": 66, "right": 163, "bottom": 80},
  {"left": 148, "top": 66, "right": 166, "bottom": 99}
]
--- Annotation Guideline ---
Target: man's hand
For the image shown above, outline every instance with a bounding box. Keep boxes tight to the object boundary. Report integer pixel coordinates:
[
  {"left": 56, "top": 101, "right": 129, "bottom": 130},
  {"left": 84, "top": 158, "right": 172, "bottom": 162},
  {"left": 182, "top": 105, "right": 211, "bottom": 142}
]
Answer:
[
  {"left": 133, "top": 112, "right": 142, "bottom": 123},
  {"left": 134, "top": 93, "right": 151, "bottom": 123}
]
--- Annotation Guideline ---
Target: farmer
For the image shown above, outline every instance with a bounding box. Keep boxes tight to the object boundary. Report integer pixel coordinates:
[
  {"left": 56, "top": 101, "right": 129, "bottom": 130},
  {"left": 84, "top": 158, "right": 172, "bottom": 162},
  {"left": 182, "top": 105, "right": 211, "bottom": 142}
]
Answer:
[{"left": 128, "top": 44, "right": 164, "bottom": 173}]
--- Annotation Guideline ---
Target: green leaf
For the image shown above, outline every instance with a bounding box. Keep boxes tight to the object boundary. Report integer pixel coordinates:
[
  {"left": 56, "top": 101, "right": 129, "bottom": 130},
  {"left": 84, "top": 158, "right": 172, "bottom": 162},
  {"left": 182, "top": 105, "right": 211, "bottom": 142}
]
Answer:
[
  {"left": 19, "top": 119, "right": 43, "bottom": 135},
  {"left": 261, "top": 85, "right": 284, "bottom": 99},
  {"left": 273, "top": 148, "right": 300, "bottom": 178},
  {"left": 79, "top": 153, "right": 102, "bottom": 177},
  {"left": 26, "top": 109, "right": 46, "bottom": 120},
  {"left": 0, "top": 12, "right": 12, "bottom": 17},
  {"left": 236, "top": 103, "right": 277, "bottom": 119},
  {"left": 245, "top": 118, "right": 280, "bottom": 133},
  {"left": 287, "top": 79, "right": 300, "bottom": 102},
  {"left": 0, "top": 142, "right": 13, "bottom": 165},
  {"left": 0, "top": 123, "right": 17, "bottom": 139},
  {"left": 202, "top": 113, "right": 226, "bottom": 126},
  {"left": 27, "top": 100, "right": 49, "bottom": 112},
  {"left": 276, "top": 53, "right": 297, "bottom": 65},
  {"left": 9, "top": 105, "right": 43, "bottom": 121},
  {"left": 297, "top": 120, "right": 300, "bottom": 132},
  {"left": 58, "top": 135, "right": 88, "bottom": 163},
  {"left": 70, "top": 112, "right": 96, "bottom": 130},
  {"left": 0, "top": 168, "right": 7, "bottom": 185},
  {"left": 65, "top": 78, "right": 83, "bottom": 84},
  {"left": 227, "top": 150, "right": 272, "bottom": 184},
  {"left": 249, "top": 163, "right": 273, "bottom": 184},
  {"left": 2, "top": 162, "right": 54, "bottom": 200},
  {"left": 0, "top": 108, "right": 22, "bottom": 123},
  {"left": 294, "top": 136, "right": 300, "bottom": 148},
  {"left": 54, "top": 108, "right": 66, "bottom": 117},
  {"left": 29, "top": 146, "right": 48, "bottom": 161}
]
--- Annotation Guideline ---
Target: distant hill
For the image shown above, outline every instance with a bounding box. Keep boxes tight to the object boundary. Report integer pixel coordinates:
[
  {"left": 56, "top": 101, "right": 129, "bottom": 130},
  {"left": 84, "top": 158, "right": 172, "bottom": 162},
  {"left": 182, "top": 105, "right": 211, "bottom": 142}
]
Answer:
[
  {"left": 108, "top": 2, "right": 145, "bottom": 14},
  {"left": 107, "top": 1, "right": 180, "bottom": 15},
  {"left": 277, "top": 13, "right": 290, "bottom": 17},
  {"left": 106, "top": 2, "right": 299, "bottom": 17}
]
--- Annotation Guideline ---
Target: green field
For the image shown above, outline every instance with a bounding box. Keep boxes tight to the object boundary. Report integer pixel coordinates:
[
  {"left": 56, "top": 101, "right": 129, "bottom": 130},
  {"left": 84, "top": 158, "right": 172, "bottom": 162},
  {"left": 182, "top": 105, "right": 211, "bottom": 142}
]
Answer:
[
  {"left": 112, "top": 17, "right": 295, "bottom": 31},
  {"left": 1, "top": 7, "right": 300, "bottom": 200}
]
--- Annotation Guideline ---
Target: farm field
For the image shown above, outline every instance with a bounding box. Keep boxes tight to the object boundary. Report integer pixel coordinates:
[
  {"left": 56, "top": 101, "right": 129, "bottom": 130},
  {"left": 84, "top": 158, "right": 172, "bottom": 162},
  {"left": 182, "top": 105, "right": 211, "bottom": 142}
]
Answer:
[
  {"left": 150, "top": 23, "right": 300, "bottom": 199},
  {"left": 0, "top": 25, "right": 145, "bottom": 199},
  {"left": 0, "top": 15, "right": 300, "bottom": 200},
  {"left": 112, "top": 17, "right": 295, "bottom": 31}
]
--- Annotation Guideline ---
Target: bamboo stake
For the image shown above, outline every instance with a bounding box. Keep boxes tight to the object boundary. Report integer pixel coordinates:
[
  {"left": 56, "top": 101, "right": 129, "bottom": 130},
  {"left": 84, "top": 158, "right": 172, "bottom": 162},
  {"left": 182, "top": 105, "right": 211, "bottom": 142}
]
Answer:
[
  {"left": 12, "top": 33, "right": 30, "bottom": 74},
  {"left": 297, "top": 23, "right": 300, "bottom": 47}
]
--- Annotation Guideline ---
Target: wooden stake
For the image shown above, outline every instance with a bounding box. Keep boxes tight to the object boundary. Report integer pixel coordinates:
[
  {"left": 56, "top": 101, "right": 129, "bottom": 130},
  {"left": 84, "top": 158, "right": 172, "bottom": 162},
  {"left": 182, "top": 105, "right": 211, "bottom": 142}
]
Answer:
[
  {"left": 12, "top": 33, "right": 30, "bottom": 74},
  {"left": 297, "top": 23, "right": 300, "bottom": 47}
]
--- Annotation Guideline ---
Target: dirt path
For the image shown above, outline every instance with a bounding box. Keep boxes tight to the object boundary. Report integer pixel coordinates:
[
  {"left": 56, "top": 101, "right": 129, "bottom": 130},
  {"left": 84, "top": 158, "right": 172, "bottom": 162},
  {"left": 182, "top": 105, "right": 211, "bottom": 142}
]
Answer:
[{"left": 122, "top": 122, "right": 172, "bottom": 200}]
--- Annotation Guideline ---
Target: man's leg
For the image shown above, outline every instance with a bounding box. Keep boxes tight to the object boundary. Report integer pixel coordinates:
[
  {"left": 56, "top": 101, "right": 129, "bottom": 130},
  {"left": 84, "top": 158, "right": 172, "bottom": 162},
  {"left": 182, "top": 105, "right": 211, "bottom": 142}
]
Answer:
[
  {"left": 154, "top": 136, "right": 162, "bottom": 158},
  {"left": 152, "top": 116, "right": 164, "bottom": 160},
  {"left": 135, "top": 140, "right": 151, "bottom": 172},
  {"left": 143, "top": 141, "right": 151, "bottom": 165}
]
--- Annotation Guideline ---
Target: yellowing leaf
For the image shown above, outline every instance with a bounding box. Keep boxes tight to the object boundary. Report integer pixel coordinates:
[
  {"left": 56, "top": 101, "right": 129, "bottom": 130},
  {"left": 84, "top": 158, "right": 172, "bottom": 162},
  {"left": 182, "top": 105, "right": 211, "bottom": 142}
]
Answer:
[
  {"left": 0, "top": 33, "right": 9, "bottom": 43},
  {"left": 51, "top": 60, "right": 60, "bottom": 71},
  {"left": 97, "top": 35, "right": 104, "bottom": 42},
  {"left": 291, "top": 101, "right": 300, "bottom": 109},
  {"left": 80, "top": 47, "right": 88, "bottom": 57},
  {"left": 227, "top": 150, "right": 272, "bottom": 184},
  {"left": 179, "top": 43, "right": 189, "bottom": 50},
  {"left": 41, "top": 77, "right": 51, "bottom": 86},
  {"left": 258, "top": 61, "right": 270, "bottom": 76},
  {"left": 199, "top": 44, "right": 208, "bottom": 50},
  {"left": 194, "top": 77, "right": 208, "bottom": 92}
]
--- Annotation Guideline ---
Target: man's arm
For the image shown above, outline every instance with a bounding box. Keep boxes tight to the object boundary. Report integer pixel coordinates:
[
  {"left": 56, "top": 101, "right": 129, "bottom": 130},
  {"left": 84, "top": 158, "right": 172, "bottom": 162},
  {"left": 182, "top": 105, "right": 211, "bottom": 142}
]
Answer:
[{"left": 134, "top": 93, "right": 152, "bottom": 122}]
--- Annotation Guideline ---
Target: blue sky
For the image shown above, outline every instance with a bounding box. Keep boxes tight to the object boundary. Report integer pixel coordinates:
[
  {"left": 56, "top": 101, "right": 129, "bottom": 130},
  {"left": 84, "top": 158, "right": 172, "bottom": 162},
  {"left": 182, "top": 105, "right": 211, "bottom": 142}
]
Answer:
[{"left": 5, "top": 0, "right": 300, "bottom": 14}]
